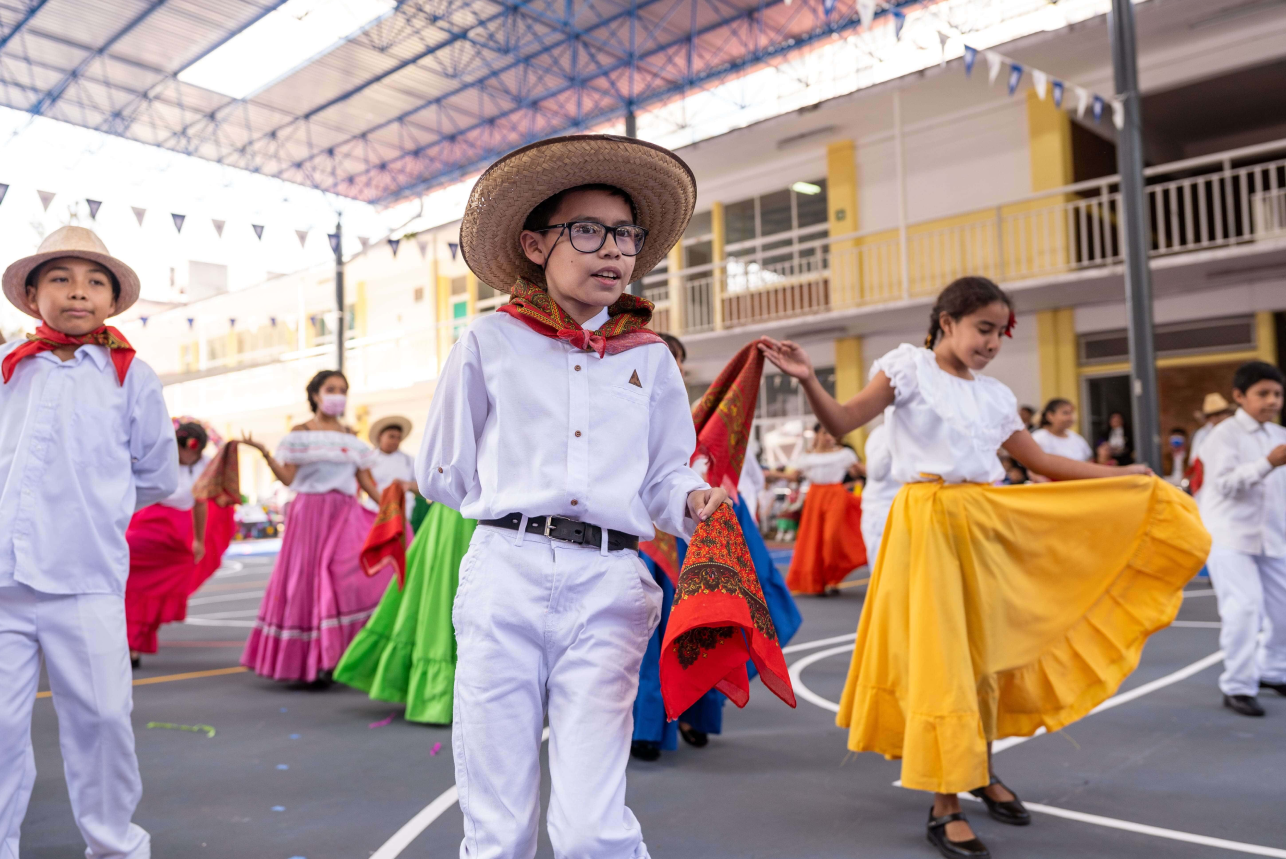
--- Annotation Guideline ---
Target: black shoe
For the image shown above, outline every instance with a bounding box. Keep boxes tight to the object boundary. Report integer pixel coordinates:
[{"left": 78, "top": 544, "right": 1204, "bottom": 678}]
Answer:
[
  {"left": 1224, "top": 694, "right": 1265, "bottom": 717},
  {"left": 926, "top": 809, "right": 990, "bottom": 859},
  {"left": 630, "top": 741, "right": 661, "bottom": 761},
  {"left": 130, "top": 656, "right": 141, "bottom": 670},
  {"left": 678, "top": 725, "right": 709, "bottom": 748},
  {"left": 1260, "top": 680, "right": 1286, "bottom": 697},
  {"left": 970, "top": 776, "right": 1031, "bottom": 826}
]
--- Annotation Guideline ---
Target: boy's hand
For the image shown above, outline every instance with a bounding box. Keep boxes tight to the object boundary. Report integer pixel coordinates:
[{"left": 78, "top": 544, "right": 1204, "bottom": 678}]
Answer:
[
  {"left": 193, "top": 538, "right": 206, "bottom": 563},
  {"left": 1268, "top": 444, "right": 1286, "bottom": 468},
  {"left": 686, "top": 487, "right": 730, "bottom": 523}
]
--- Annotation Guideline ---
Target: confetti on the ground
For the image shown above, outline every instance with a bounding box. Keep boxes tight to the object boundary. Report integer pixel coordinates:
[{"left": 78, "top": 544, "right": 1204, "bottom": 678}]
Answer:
[
  {"left": 289, "top": 733, "right": 301, "bottom": 739},
  {"left": 368, "top": 713, "right": 395, "bottom": 729},
  {"left": 430, "top": 742, "right": 442, "bottom": 756},
  {"left": 279, "top": 707, "right": 288, "bottom": 713},
  {"left": 145, "top": 722, "right": 215, "bottom": 739},
  {"left": 276, "top": 764, "right": 289, "bottom": 770},
  {"left": 272, "top": 806, "right": 285, "bottom": 812}
]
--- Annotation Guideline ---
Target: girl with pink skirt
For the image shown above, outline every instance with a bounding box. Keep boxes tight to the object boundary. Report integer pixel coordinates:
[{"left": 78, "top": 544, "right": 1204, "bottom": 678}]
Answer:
[{"left": 239, "top": 370, "right": 391, "bottom": 683}]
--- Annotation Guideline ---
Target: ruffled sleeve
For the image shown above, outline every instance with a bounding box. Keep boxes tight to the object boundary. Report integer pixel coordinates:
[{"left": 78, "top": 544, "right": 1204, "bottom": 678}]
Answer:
[
  {"left": 276, "top": 431, "right": 375, "bottom": 467},
  {"left": 870, "top": 343, "right": 924, "bottom": 406}
]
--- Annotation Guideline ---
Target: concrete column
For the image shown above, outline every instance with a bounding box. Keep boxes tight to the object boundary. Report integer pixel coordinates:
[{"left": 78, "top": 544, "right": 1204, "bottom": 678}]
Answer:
[
  {"left": 711, "top": 200, "right": 725, "bottom": 331},
  {"left": 667, "top": 243, "right": 684, "bottom": 334},
  {"left": 1025, "top": 90, "right": 1076, "bottom": 275},
  {"left": 1255, "top": 311, "right": 1277, "bottom": 364},
  {"left": 1036, "top": 308, "right": 1079, "bottom": 413},
  {"left": 834, "top": 335, "right": 866, "bottom": 454},
  {"left": 826, "top": 140, "right": 859, "bottom": 304}
]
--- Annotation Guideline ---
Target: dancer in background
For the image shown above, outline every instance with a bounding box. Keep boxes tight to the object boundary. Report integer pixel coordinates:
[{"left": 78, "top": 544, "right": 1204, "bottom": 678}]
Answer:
[
  {"left": 1198, "top": 361, "right": 1286, "bottom": 718},
  {"left": 1191, "top": 393, "right": 1234, "bottom": 467},
  {"left": 124, "top": 420, "right": 235, "bottom": 666},
  {"left": 632, "top": 336, "right": 801, "bottom": 761},
  {"left": 858, "top": 421, "right": 899, "bottom": 574},
  {"left": 363, "top": 415, "right": 419, "bottom": 522},
  {"left": 1030, "top": 398, "right": 1092, "bottom": 462},
  {"left": 0, "top": 226, "right": 177, "bottom": 859},
  {"left": 239, "top": 370, "right": 391, "bottom": 684},
  {"left": 775, "top": 424, "right": 865, "bottom": 595},
  {"left": 761, "top": 275, "right": 1208, "bottom": 859}
]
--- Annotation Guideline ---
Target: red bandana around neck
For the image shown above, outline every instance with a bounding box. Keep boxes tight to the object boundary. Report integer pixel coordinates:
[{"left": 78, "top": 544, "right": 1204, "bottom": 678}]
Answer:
[
  {"left": 2, "top": 323, "right": 135, "bottom": 385},
  {"left": 496, "top": 278, "right": 664, "bottom": 357}
]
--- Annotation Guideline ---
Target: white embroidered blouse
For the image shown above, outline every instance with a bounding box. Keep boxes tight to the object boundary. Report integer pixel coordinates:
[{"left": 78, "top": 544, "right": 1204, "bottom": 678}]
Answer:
[
  {"left": 872, "top": 344, "right": 1024, "bottom": 485},
  {"left": 276, "top": 430, "right": 375, "bottom": 496}
]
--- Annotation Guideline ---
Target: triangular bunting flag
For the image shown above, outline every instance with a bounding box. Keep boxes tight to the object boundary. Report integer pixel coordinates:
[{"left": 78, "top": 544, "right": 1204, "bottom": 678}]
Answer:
[
  {"left": 937, "top": 31, "right": 950, "bottom": 68},
  {"left": 0, "top": 184, "right": 7, "bottom": 207},
  {"left": 448, "top": 241, "right": 459, "bottom": 260},
  {"left": 172, "top": 213, "right": 186, "bottom": 233},
  {"left": 269, "top": 316, "right": 278, "bottom": 327},
  {"left": 963, "top": 46, "right": 977, "bottom": 76},
  {"left": 857, "top": 0, "right": 874, "bottom": 28},
  {"left": 38, "top": 190, "right": 55, "bottom": 211},
  {"left": 823, "top": 0, "right": 836, "bottom": 16},
  {"left": 1032, "top": 69, "right": 1047, "bottom": 100},
  {"left": 358, "top": 236, "right": 370, "bottom": 250},
  {"left": 212, "top": 219, "right": 225, "bottom": 237},
  {"left": 295, "top": 229, "right": 309, "bottom": 248},
  {"left": 1092, "top": 95, "right": 1105, "bottom": 123},
  {"left": 416, "top": 239, "right": 429, "bottom": 259},
  {"left": 388, "top": 238, "right": 401, "bottom": 257},
  {"left": 1111, "top": 99, "right": 1125, "bottom": 130},
  {"left": 1052, "top": 80, "right": 1065, "bottom": 109},
  {"left": 986, "top": 51, "right": 1003, "bottom": 85},
  {"left": 1075, "top": 86, "right": 1090, "bottom": 119},
  {"left": 86, "top": 199, "right": 102, "bottom": 219},
  {"left": 252, "top": 224, "right": 265, "bottom": 240},
  {"left": 229, "top": 318, "right": 236, "bottom": 329},
  {"left": 328, "top": 233, "right": 341, "bottom": 254},
  {"left": 1007, "top": 63, "right": 1023, "bottom": 96},
  {"left": 186, "top": 317, "right": 195, "bottom": 329},
  {"left": 132, "top": 206, "right": 147, "bottom": 226},
  {"left": 139, "top": 316, "right": 148, "bottom": 327},
  {"left": 893, "top": 9, "right": 906, "bottom": 40}
]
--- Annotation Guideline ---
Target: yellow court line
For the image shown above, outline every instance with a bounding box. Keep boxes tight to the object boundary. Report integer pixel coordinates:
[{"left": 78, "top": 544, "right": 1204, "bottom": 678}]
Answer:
[
  {"left": 837, "top": 576, "right": 871, "bottom": 590},
  {"left": 36, "top": 666, "right": 248, "bottom": 699}
]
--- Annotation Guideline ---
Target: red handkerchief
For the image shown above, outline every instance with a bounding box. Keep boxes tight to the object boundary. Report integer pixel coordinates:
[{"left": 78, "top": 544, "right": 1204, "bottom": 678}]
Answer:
[
  {"left": 192, "top": 442, "right": 241, "bottom": 508},
  {"left": 362, "top": 483, "right": 407, "bottom": 588},
  {"left": 660, "top": 505, "right": 796, "bottom": 719}
]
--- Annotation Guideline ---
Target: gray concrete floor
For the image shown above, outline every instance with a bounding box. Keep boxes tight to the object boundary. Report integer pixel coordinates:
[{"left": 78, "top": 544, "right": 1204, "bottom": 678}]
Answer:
[{"left": 19, "top": 554, "right": 1286, "bottom": 859}]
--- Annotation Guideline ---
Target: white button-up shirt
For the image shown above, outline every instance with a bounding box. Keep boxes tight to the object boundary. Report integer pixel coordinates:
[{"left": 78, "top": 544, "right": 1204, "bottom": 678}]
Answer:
[
  {"left": 417, "top": 307, "right": 707, "bottom": 540},
  {"left": 1198, "top": 408, "right": 1286, "bottom": 557},
  {"left": 0, "top": 341, "right": 178, "bottom": 595}
]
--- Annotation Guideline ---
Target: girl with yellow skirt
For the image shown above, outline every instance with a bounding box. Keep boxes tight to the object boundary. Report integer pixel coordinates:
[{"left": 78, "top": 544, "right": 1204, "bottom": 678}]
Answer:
[{"left": 759, "top": 276, "right": 1209, "bottom": 859}]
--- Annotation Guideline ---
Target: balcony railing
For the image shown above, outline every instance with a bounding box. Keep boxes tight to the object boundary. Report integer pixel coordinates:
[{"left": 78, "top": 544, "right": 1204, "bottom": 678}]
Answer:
[{"left": 644, "top": 137, "right": 1286, "bottom": 336}]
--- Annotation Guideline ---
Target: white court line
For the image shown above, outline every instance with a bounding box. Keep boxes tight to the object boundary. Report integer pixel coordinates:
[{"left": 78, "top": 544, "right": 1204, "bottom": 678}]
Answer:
[
  {"left": 1183, "top": 589, "right": 1216, "bottom": 598},
  {"left": 186, "top": 608, "right": 260, "bottom": 619},
  {"left": 1169, "top": 620, "right": 1221, "bottom": 628},
  {"left": 782, "top": 633, "right": 856, "bottom": 654},
  {"left": 212, "top": 560, "right": 246, "bottom": 577},
  {"left": 370, "top": 727, "right": 551, "bottom": 859},
  {"left": 182, "top": 617, "right": 257, "bottom": 628},
  {"left": 187, "top": 591, "right": 265, "bottom": 607}
]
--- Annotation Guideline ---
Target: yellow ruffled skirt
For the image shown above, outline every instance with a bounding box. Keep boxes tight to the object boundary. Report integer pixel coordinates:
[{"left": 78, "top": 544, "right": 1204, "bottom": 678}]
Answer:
[{"left": 836, "top": 476, "right": 1210, "bottom": 794}]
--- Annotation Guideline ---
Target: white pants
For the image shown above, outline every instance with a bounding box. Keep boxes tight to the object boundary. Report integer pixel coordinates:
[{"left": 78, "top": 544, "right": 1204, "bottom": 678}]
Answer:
[
  {"left": 452, "top": 526, "right": 663, "bottom": 859},
  {"left": 1206, "top": 547, "right": 1286, "bottom": 697},
  {"left": 0, "top": 585, "right": 149, "bottom": 859}
]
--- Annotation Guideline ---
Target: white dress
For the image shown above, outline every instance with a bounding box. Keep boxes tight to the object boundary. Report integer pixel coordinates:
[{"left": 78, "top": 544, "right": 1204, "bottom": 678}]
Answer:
[
  {"left": 871, "top": 344, "right": 1024, "bottom": 485},
  {"left": 159, "top": 455, "right": 212, "bottom": 511},
  {"left": 1031, "top": 428, "right": 1093, "bottom": 462},
  {"left": 860, "top": 423, "right": 901, "bottom": 568},
  {"left": 362, "top": 448, "right": 416, "bottom": 512},
  {"left": 275, "top": 430, "right": 375, "bottom": 496},
  {"left": 791, "top": 447, "right": 859, "bottom": 486}
]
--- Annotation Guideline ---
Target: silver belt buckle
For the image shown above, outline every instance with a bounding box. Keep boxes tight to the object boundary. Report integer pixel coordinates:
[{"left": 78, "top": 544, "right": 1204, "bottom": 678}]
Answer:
[{"left": 543, "top": 516, "right": 559, "bottom": 539}]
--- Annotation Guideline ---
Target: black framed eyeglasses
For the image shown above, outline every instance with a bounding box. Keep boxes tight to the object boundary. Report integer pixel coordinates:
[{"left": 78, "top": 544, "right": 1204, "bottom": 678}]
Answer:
[{"left": 534, "top": 221, "right": 648, "bottom": 256}]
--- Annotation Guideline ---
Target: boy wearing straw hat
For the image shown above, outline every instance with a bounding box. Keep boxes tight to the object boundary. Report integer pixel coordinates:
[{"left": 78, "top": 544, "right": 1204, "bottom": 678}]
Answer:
[
  {"left": 363, "top": 414, "right": 418, "bottom": 516},
  {"left": 0, "top": 226, "right": 177, "bottom": 859},
  {"left": 418, "top": 135, "right": 726, "bottom": 859}
]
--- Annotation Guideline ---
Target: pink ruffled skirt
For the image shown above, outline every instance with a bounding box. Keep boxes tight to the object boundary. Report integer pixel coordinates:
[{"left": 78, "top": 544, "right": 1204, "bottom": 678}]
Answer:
[{"left": 241, "top": 491, "right": 387, "bottom": 682}]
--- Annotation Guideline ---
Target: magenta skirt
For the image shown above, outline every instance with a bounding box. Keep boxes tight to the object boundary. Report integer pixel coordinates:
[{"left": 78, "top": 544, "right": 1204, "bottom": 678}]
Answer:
[{"left": 241, "top": 491, "right": 387, "bottom": 682}]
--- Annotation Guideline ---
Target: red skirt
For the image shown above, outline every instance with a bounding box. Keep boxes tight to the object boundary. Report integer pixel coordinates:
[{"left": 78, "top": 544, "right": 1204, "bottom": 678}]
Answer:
[
  {"left": 786, "top": 483, "right": 867, "bottom": 594},
  {"left": 125, "top": 503, "right": 236, "bottom": 653}
]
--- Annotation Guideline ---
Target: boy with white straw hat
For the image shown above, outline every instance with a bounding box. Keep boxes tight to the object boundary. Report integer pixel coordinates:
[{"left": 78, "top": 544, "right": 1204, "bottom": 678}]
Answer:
[
  {"left": 417, "top": 134, "right": 727, "bottom": 859},
  {"left": 363, "top": 414, "right": 418, "bottom": 515},
  {"left": 0, "top": 225, "right": 177, "bottom": 859}
]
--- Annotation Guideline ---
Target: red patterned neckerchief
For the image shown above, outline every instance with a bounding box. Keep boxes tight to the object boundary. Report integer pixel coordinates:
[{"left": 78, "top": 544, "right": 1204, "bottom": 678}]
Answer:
[
  {"left": 192, "top": 442, "right": 242, "bottom": 509},
  {"left": 495, "top": 278, "right": 664, "bottom": 357},
  {"left": 2, "top": 323, "right": 135, "bottom": 385},
  {"left": 690, "top": 341, "right": 764, "bottom": 499}
]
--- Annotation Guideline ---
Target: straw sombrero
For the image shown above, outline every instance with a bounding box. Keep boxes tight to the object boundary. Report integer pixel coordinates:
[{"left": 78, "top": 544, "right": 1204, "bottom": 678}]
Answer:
[
  {"left": 2, "top": 225, "right": 141, "bottom": 318},
  {"left": 461, "top": 134, "right": 697, "bottom": 292},
  {"left": 369, "top": 415, "right": 413, "bottom": 445},
  {"left": 1201, "top": 392, "right": 1232, "bottom": 416}
]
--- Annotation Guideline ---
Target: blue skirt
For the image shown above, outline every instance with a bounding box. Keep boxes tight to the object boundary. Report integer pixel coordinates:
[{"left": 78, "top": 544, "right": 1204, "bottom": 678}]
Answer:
[{"left": 632, "top": 495, "right": 802, "bottom": 749}]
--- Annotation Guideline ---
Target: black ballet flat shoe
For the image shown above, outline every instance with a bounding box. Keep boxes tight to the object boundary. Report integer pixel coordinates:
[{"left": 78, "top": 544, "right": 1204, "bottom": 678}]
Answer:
[
  {"left": 1260, "top": 680, "right": 1286, "bottom": 697},
  {"left": 926, "top": 809, "right": 990, "bottom": 859},
  {"left": 1224, "top": 694, "right": 1265, "bottom": 717},
  {"left": 130, "top": 656, "right": 141, "bottom": 670},
  {"left": 630, "top": 741, "right": 661, "bottom": 762},
  {"left": 678, "top": 725, "right": 709, "bottom": 748},
  {"left": 970, "top": 776, "right": 1031, "bottom": 826}
]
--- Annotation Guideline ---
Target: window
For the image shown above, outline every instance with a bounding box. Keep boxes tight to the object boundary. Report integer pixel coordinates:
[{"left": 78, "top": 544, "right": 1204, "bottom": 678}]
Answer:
[
  {"left": 450, "top": 276, "right": 468, "bottom": 296},
  {"left": 720, "top": 179, "right": 829, "bottom": 292},
  {"left": 414, "top": 286, "right": 424, "bottom": 303},
  {"left": 1079, "top": 315, "right": 1257, "bottom": 365}
]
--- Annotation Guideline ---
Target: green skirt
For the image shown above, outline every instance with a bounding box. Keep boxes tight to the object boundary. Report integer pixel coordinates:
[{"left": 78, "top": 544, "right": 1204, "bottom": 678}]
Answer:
[{"left": 335, "top": 503, "right": 477, "bottom": 723}]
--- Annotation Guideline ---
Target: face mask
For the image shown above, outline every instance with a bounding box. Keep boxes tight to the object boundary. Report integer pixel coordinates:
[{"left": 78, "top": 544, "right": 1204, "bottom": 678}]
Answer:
[
  {"left": 1169, "top": 436, "right": 1184, "bottom": 449},
  {"left": 319, "top": 393, "right": 347, "bottom": 416}
]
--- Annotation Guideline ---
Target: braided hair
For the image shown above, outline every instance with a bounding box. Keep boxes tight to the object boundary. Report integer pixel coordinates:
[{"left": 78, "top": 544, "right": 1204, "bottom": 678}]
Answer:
[{"left": 924, "top": 276, "right": 1014, "bottom": 349}]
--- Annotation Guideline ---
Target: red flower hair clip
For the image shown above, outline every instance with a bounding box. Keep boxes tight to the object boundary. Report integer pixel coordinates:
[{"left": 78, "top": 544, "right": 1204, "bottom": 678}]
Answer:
[{"left": 1003, "top": 309, "right": 1016, "bottom": 339}]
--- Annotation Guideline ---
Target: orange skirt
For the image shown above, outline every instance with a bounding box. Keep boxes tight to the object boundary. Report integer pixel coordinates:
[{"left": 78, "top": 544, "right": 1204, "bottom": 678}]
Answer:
[{"left": 787, "top": 483, "right": 867, "bottom": 594}]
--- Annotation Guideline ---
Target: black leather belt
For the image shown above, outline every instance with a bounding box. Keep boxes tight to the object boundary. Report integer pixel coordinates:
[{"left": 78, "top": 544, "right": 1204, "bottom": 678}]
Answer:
[{"left": 480, "top": 513, "right": 639, "bottom": 552}]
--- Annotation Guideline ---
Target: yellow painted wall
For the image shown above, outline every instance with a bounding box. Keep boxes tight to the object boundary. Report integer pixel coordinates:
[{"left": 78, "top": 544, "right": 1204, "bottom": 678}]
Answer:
[
  {"left": 355, "top": 280, "right": 368, "bottom": 337},
  {"left": 826, "top": 141, "right": 861, "bottom": 305},
  {"left": 436, "top": 273, "right": 451, "bottom": 370},
  {"left": 1036, "top": 308, "right": 1078, "bottom": 413},
  {"left": 666, "top": 243, "right": 684, "bottom": 334},
  {"left": 1026, "top": 90, "right": 1074, "bottom": 193},
  {"left": 834, "top": 335, "right": 866, "bottom": 454},
  {"left": 711, "top": 200, "right": 725, "bottom": 331},
  {"left": 1256, "top": 311, "right": 1277, "bottom": 364}
]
